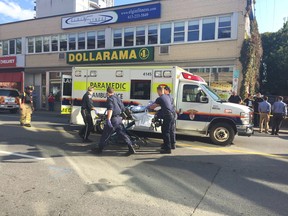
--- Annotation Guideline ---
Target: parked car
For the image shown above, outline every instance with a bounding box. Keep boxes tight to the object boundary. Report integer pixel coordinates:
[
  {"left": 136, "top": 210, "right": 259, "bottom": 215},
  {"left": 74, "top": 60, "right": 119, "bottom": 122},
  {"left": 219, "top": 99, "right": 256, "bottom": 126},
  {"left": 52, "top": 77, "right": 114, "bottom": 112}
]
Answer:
[{"left": 0, "top": 88, "right": 20, "bottom": 113}]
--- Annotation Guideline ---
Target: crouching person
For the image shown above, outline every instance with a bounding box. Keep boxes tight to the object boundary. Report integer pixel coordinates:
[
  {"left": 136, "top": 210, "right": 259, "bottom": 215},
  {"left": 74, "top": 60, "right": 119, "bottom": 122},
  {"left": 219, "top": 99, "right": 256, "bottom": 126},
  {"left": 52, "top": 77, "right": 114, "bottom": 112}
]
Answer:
[{"left": 91, "top": 87, "right": 136, "bottom": 155}]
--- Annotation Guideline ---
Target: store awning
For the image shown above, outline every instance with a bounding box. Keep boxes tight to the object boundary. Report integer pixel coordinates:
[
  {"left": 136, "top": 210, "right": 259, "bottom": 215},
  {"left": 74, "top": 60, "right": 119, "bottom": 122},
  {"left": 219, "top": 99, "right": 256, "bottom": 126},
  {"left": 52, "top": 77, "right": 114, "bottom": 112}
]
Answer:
[{"left": 0, "top": 72, "right": 23, "bottom": 82}]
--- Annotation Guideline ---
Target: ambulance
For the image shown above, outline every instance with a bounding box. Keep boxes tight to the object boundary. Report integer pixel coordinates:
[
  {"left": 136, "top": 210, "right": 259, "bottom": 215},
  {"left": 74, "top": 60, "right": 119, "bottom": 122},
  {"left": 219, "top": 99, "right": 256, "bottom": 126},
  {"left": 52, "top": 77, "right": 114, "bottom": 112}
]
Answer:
[{"left": 70, "top": 66, "right": 253, "bottom": 146}]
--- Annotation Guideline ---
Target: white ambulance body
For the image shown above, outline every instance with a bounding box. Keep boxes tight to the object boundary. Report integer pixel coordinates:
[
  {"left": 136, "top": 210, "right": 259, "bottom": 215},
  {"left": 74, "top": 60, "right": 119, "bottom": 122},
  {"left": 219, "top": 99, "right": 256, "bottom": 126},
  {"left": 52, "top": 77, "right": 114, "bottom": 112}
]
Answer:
[{"left": 71, "top": 66, "right": 253, "bottom": 145}]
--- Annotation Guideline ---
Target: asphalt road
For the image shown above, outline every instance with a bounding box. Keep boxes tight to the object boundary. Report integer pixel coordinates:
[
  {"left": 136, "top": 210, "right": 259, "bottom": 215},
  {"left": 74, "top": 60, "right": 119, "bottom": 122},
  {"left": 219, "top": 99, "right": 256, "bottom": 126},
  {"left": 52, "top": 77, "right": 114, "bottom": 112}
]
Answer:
[{"left": 0, "top": 111, "right": 288, "bottom": 216}]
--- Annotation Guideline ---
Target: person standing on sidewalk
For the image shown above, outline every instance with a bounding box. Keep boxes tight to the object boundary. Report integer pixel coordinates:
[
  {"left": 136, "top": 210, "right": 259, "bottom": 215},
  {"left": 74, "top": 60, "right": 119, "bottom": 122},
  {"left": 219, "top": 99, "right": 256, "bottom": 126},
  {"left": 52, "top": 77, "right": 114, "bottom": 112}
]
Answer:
[
  {"left": 258, "top": 96, "right": 271, "bottom": 134},
  {"left": 79, "top": 86, "right": 96, "bottom": 142},
  {"left": 228, "top": 91, "right": 242, "bottom": 104},
  {"left": 48, "top": 92, "right": 55, "bottom": 112},
  {"left": 253, "top": 92, "right": 264, "bottom": 127},
  {"left": 20, "top": 86, "right": 34, "bottom": 127},
  {"left": 271, "top": 96, "right": 287, "bottom": 135}
]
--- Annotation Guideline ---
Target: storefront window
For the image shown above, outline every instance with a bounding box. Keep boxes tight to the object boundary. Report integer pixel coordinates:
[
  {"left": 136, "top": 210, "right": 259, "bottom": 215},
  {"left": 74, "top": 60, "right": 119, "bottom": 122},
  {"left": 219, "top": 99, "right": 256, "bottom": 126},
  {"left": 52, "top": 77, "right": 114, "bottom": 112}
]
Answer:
[
  {"left": 97, "top": 31, "right": 105, "bottom": 48},
  {"left": 124, "top": 27, "right": 134, "bottom": 47},
  {"left": 78, "top": 32, "right": 86, "bottom": 50},
  {"left": 43, "top": 36, "right": 50, "bottom": 52},
  {"left": 148, "top": 25, "right": 158, "bottom": 45},
  {"left": 188, "top": 20, "right": 200, "bottom": 41},
  {"left": 35, "top": 37, "right": 42, "bottom": 53},
  {"left": 113, "top": 29, "right": 122, "bottom": 47},
  {"left": 218, "top": 16, "right": 231, "bottom": 39},
  {"left": 68, "top": 34, "right": 76, "bottom": 50},
  {"left": 202, "top": 18, "right": 216, "bottom": 41},
  {"left": 16, "top": 39, "right": 22, "bottom": 54},
  {"left": 59, "top": 34, "right": 67, "bottom": 51},
  {"left": 87, "top": 31, "right": 96, "bottom": 49},
  {"left": 160, "top": 23, "right": 172, "bottom": 44},
  {"left": 51, "top": 35, "right": 59, "bottom": 52},
  {"left": 174, "top": 22, "right": 185, "bottom": 43},
  {"left": 28, "top": 37, "right": 34, "bottom": 53},
  {"left": 3, "top": 41, "right": 8, "bottom": 55},
  {"left": 136, "top": 26, "right": 145, "bottom": 46},
  {"left": 9, "top": 40, "right": 15, "bottom": 55}
]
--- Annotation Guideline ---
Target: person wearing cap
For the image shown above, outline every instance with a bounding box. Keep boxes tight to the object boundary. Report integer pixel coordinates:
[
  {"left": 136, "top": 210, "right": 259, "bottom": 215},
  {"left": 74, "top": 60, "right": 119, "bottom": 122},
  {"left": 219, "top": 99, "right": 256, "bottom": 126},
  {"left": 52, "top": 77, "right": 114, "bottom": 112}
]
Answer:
[
  {"left": 271, "top": 96, "right": 287, "bottom": 135},
  {"left": 149, "top": 86, "right": 174, "bottom": 154},
  {"left": 164, "top": 85, "right": 177, "bottom": 150},
  {"left": 79, "top": 86, "right": 97, "bottom": 142},
  {"left": 91, "top": 87, "right": 136, "bottom": 155},
  {"left": 20, "top": 86, "right": 34, "bottom": 127}
]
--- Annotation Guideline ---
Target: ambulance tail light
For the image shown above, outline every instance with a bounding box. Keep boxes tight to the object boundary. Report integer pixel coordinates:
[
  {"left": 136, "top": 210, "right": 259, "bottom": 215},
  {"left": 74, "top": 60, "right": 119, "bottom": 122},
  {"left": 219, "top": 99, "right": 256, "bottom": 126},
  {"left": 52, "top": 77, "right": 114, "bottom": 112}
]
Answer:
[{"left": 182, "top": 72, "right": 206, "bottom": 82}]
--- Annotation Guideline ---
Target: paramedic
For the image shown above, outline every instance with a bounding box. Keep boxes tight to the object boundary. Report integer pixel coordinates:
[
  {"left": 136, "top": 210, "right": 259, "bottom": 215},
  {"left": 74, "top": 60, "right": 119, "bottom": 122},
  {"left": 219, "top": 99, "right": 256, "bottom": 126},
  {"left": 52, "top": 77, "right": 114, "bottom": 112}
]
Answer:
[
  {"left": 92, "top": 87, "right": 136, "bottom": 155},
  {"left": 150, "top": 86, "right": 174, "bottom": 154},
  {"left": 164, "top": 85, "right": 177, "bottom": 149},
  {"left": 20, "top": 86, "right": 34, "bottom": 127},
  {"left": 79, "top": 86, "right": 96, "bottom": 142}
]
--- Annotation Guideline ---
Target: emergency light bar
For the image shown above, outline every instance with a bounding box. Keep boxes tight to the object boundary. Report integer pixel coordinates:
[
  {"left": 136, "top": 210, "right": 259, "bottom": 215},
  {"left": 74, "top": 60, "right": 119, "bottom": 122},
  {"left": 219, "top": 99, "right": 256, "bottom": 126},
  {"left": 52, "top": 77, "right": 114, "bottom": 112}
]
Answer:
[{"left": 181, "top": 72, "right": 206, "bottom": 82}]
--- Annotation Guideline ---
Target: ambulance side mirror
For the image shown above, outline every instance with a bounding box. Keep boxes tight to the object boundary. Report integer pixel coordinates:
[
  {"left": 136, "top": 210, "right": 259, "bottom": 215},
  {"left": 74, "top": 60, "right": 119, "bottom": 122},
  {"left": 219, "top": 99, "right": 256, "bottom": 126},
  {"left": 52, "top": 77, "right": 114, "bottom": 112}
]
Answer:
[{"left": 200, "top": 96, "right": 208, "bottom": 103}]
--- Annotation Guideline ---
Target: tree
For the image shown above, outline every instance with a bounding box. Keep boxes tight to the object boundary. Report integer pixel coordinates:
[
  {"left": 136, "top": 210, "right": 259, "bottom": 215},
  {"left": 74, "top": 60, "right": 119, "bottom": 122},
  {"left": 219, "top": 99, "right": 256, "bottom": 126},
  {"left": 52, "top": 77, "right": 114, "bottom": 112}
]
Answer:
[
  {"left": 260, "top": 21, "right": 288, "bottom": 95},
  {"left": 239, "top": 16, "right": 263, "bottom": 98}
]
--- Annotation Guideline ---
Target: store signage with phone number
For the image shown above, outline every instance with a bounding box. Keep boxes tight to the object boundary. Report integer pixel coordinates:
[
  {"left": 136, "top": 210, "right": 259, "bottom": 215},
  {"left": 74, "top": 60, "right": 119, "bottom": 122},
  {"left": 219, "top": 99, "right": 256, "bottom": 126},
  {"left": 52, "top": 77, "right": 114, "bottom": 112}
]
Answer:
[{"left": 67, "top": 47, "right": 154, "bottom": 64}]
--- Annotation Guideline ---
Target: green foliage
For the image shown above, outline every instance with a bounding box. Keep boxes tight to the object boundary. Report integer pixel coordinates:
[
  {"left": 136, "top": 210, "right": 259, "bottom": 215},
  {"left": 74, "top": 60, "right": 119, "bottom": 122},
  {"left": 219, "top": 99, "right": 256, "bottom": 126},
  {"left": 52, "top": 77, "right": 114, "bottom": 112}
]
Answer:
[
  {"left": 239, "top": 19, "right": 263, "bottom": 98},
  {"left": 260, "top": 22, "right": 288, "bottom": 95}
]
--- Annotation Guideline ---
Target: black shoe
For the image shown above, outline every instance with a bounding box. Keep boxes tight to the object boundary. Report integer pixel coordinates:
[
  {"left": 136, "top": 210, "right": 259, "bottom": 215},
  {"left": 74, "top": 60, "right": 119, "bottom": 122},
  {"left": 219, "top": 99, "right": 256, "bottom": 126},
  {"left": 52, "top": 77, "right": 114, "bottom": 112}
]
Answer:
[
  {"left": 127, "top": 145, "right": 136, "bottom": 155},
  {"left": 275, "top": 133, "right": 279, "bottom": 135},
  {"left": 91, "top": 147, "right": 103, "bottom": 154},
  {"left": 79, "top": 133, "right": 84, "bottom": 139},
  {"left": 271, "top": 133, "right": 275, "bottom": 135},
  {"left": 83, "top": 139, "right": 93, "bottom": 143},
  {"left": 24, "top": 124, "right": 31, "bottom": 127},
  {"left": 160, "top": 149, "right": 172, "bottom": 154},
  {"left": 171, "top": 144, "right": 176, "bottom": 150}
]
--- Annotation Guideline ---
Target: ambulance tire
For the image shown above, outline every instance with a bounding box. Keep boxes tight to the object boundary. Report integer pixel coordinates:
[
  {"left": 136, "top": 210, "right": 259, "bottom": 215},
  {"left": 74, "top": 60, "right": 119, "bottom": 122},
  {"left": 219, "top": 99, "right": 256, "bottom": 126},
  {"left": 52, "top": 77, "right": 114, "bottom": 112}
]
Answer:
[{"left": 209, "top": 123, "right": 235, "bottom": 146}]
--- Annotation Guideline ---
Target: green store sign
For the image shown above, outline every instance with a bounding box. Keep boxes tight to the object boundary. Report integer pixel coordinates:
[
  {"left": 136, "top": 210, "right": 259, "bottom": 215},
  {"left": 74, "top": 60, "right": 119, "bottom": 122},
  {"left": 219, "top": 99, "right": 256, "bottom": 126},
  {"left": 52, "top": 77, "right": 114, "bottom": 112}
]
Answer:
[{"left": 67, "top": 47, "right": 154, "bottom": 64}]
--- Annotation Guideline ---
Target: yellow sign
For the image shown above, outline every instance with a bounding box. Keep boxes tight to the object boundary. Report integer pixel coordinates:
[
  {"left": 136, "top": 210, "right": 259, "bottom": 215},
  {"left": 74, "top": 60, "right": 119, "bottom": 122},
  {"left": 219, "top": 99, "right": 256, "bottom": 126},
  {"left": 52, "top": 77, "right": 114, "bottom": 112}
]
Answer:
[
  {"left": 61, "top": 105, "right": 72, "bottom": 114},
  {"left": 73, "top": 81, "right": 130, "bottom": 92}
]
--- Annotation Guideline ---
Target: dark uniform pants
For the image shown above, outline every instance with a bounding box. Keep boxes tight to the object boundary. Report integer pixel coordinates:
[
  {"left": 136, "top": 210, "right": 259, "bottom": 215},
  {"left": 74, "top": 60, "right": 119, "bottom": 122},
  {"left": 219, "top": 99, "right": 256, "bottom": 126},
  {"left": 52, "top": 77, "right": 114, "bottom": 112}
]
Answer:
[
  {"left": 80, "top": 109, "right": 93, "bottom": 139},
  {"left": 272, "top": 113, "right": 285, "bottom": 134},
  {"left": 162, "top": 113, "right": 174, "bottom": 150},
  {"left": 98, "top": 116, "right": 132, "bottom": 149},
  {"left": 170, "top": 113, "right": 177, "bottom": 147}
]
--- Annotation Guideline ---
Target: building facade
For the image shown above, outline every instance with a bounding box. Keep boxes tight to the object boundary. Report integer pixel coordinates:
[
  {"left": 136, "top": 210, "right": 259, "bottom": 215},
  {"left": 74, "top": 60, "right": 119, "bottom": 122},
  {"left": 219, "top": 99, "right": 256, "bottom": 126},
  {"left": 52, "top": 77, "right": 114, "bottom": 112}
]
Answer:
[{"left": 0, "top": 0, "right": 254, "bottom": 111}]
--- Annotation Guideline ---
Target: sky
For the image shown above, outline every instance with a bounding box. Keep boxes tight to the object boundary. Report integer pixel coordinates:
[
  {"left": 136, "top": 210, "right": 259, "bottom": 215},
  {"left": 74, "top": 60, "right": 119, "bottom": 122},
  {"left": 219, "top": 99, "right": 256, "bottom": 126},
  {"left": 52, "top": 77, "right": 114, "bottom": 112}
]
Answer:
[{"left": 0, "top": 0, "right": 287, "bottom": 33}]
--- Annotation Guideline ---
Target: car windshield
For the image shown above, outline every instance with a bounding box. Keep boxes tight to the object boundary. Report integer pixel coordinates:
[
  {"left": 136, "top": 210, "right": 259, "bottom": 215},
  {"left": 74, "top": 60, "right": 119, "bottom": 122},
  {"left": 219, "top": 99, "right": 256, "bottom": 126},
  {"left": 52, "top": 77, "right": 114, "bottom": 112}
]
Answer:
[
  {"left": 200, "top": 84, "right": 222, "bottom": 101},
  {"left": 0, "top": 89, "right": 19, "bottom": 97}
]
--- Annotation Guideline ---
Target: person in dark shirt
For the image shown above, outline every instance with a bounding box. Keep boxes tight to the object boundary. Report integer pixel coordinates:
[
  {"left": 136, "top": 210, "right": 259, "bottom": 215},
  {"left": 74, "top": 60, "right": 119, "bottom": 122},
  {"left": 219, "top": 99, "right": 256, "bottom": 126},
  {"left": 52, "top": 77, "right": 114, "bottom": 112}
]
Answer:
[
  {"left": 253, "top": 92, "right": 264, "bottom": 127},
  {"left": 92, "top": 87, "right": 135, "bottom": 155},
  {"left": 228, "top": 91, "right": 242, "bottom": 104},
  {"left": 149, "top": 86, "right": 174, "bottom": 154},
  {"left": 271, "top": 96, "right": 287, "bottom": 135},
  {"left": 243, "top": 93, "right": 254, "bottom": 108},
  {"left": 79, "top": 86, "right": 96, "bottom": 142}
]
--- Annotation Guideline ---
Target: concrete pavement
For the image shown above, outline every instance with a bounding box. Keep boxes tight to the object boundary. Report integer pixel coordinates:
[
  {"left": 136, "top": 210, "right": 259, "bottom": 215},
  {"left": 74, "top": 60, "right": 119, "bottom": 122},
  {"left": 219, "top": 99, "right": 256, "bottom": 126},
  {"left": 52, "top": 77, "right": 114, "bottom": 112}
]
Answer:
[{"left": 0, "top": 111, "right": 288, "bottom": 216}]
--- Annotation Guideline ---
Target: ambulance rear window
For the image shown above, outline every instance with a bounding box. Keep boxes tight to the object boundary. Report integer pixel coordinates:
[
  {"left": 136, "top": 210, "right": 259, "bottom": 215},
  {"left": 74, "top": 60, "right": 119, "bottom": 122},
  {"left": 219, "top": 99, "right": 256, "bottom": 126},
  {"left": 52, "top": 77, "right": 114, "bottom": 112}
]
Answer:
[{"left": 130, "top": 80, "right": 151, "bottom": 100}]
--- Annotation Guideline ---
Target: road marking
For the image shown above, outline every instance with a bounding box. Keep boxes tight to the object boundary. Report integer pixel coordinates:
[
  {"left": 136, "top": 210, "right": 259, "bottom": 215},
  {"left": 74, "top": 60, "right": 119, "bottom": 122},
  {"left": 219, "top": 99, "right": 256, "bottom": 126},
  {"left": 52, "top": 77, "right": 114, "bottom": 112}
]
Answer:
[
  {"left": 177, "top": 143, "right": 288, "bottom": 160},
  {"left": 0, "top": 150, "right": 45, "bottom": 161}
]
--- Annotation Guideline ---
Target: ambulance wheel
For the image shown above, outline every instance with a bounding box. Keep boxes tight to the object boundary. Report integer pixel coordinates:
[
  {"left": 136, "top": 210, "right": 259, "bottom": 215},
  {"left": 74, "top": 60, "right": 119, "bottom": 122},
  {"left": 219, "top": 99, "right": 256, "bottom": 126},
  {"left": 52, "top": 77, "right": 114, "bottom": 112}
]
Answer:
[
  {"left": 209, "top": 123, "right": 235, "bottom": 146},
  {"left": 95, "top": 120, "right": 105, "bottom": 133}
]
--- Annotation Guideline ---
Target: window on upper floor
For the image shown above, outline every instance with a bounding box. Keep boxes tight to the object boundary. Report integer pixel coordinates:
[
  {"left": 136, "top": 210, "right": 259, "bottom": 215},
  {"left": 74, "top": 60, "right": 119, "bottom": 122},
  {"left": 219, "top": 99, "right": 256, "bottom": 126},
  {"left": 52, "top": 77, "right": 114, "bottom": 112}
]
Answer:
[
  {"left": 124, "top": 27, "right": 134, "bottom": 47},
  {"left": 160, "top": 23, "right": 172, "bottom": 44},
  {"left": 16, "top": 39, "right": 22, "bottom": 54},
  {"left": 78, "top": 32, "right": 86, "bottom": 50},
  {"left": 188, "top": 20, "right": 200, "bottom": 41},
  {"left": 87, "top": 31, "right": 96, "bottom": 49},
  {"left": 113, "top": 29, "right": 122, "bottom": 47},
  {"left": 174, "top": 21, "right": 185, "bottom": 43},
  {"left": 9, "top": 40, "right": 15, "bottom": 55},
  {"left": 43, "top": 36, "right": 50, "bottom": 52},
  {"left": 2, "top": 41, "right": 8, "bottom": 55},
  {"left": 59, "top": 34, "right": 67, "bottom": 51},
  {"left": 27, "top": 37, "right": 34, "bottom": 53},
  {"left": 97, "top": 30, "right": 105, "bottom": 48},
  {"left": 51, "top": 35, "right": 59, "bottom": 52},
  {"left": 218, "top": 16, "right": 231, "bottom": 39},
  {"left": 68, "top": 34, "right": 76, "bottom": 51},
  {"left": 35, "top": 37, "right": 42, "bottom": 53},
  {"left": 136, "top": 26, "right": 146, "bottom": 46},
  {"left": 148, "top": 25, "right": 158, "bottom": 45},
  {"left": 202, "top": 17, "right": 216, "bottom": 41}
]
